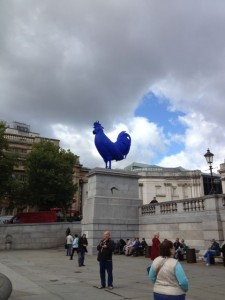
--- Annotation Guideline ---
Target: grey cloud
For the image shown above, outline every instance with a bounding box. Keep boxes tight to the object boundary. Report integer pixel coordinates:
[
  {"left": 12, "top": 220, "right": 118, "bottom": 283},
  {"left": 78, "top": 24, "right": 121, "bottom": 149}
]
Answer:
[{"left": 1, "top": 0, "right": 225, "bottom": 166}]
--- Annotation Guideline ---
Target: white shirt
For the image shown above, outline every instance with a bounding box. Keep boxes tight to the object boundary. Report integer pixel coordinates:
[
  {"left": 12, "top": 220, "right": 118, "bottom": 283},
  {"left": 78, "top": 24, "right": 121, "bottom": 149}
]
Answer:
[{"left": 66, "top": 234, "right": 73, "bottom": 244}]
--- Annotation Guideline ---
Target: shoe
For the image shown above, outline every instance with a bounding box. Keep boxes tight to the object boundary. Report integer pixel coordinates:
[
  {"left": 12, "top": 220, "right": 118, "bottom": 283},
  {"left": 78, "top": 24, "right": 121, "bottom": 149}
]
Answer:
[
  {"left": 108, "top": 286, "right": 113, "bottom": 290},
  {"left": 82, "top": 264, "right": 85, "bottom": 266},
  {"left": 206, "top": 263, "right": 210, "bottom": 266},
  {"left": 98, "top": 286, "right": 105, "bottom": 289}
]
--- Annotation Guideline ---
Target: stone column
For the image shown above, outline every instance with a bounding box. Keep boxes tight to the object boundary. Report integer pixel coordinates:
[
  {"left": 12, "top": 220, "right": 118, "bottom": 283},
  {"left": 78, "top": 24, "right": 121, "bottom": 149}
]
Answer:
[
  {"left": 202, "top": 195, "right": 224, "bottom": 248},
  {"left": 218, "top": 162, "right": 225, "bottom": 194},
  {"left": 81, "top": 168, "right": 142, "bottom": 255}
]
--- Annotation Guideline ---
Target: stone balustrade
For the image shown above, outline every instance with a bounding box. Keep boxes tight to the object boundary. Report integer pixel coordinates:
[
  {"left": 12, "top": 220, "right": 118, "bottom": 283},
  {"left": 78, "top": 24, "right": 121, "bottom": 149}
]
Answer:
[
  {"left": 139, "top": 194, "right": 225, "bottom": 250},
  {"left": 140, "top": 196, "right": 225, "bottom": 216}
]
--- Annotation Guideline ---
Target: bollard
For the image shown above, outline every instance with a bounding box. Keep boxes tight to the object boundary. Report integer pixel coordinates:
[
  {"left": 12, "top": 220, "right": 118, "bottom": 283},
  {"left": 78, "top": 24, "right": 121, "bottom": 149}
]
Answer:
[
  {"left": 5, "top": 235, "right": 12, "bottom": 250},
  {"left": 5, "top": 242, "right": 12, "bottom": 250},
  {"left": 0, "top": 273, "right": 13, "bottom": 300}
]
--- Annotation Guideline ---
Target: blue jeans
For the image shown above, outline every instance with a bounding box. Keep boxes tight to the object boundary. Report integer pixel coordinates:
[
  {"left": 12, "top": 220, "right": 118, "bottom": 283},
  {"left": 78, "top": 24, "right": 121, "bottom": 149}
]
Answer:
[
  {"left": 99, "top": 260, "right": 113, "bottom": 287},
  {"left": 204, "top": 250, "right": 217, "bottom": 264},
  {"left": 66, "top": 244, "right": 72, "bottom": 256},
  {"left": 154, "top": 293, "right": 185, "bottom": 300},
  {"left": 78, "top": 249, "right": 85, "bottom": 266}
]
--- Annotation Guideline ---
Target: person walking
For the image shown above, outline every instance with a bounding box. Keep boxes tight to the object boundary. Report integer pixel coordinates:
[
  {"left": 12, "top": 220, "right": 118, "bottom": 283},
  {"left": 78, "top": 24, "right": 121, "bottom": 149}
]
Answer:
[
  {"left": 70, "top": 234, "right": 79, "bottom": 260},
  {"left": 149, "top": 239, "right": 189, "bottom": 300},
  {"left": 97, "top": 231, "right": 115, "bottom": 289},
  {"left": 82, "top": 233, "right": 88, "bottom": 254},
  {"left": 66, "top": 232, "right": 73, "bottom": 256},
  {"left": 77, "top": 233, "right": 88, "bottom": 267}
]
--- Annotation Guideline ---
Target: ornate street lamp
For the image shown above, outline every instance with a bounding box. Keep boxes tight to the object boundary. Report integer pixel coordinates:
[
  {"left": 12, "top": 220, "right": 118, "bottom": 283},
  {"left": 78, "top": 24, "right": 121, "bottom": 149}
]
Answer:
[
  {"left": 79, "top": 179, "right": 83, "bottom": 219},
  {"left": 204, "top": 148, "right": 215, "bottom": 194}
]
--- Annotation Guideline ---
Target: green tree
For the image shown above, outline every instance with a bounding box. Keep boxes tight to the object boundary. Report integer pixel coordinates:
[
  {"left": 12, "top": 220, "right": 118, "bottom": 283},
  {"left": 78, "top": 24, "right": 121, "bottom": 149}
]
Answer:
[
  {"left": 0, "top": 121, "right": 17, "bottom": 199},
  {"left": 25, "top": 140, "right": 78, "bottom": 211},
  {"left": 9, "top": 179, "right": 31, "bottom": 209}
]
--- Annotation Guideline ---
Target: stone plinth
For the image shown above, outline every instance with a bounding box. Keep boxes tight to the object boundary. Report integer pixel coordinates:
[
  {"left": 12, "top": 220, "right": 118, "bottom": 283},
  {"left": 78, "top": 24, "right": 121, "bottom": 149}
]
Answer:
[{"left": 81, "top": 168, "right": 142, "bottom": 254}]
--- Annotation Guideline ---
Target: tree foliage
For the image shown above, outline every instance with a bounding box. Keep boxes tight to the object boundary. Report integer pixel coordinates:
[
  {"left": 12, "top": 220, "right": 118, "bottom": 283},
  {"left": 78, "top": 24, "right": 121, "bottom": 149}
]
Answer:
[
  {"left": 0, "top": 121, "right": 18, "bottom": 199},
  {"left": 25, "top": 140, "right": 78, "bottom": 211},
  {"left": 9, "top": 179, "right": 31, "bottom": 208}
]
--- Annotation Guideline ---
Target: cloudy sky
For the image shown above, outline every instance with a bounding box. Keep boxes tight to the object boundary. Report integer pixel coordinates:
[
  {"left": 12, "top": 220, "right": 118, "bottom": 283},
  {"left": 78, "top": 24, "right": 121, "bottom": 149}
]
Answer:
[{"left": 1, "top": 0, "right": 225, "bottom": 172}]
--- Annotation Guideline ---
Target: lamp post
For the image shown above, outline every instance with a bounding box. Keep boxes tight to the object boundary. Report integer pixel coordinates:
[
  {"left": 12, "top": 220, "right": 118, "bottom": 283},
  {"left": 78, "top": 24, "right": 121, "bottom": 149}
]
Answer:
[
  {"left": 79, "top": 179, "right": 83, "bottom": 219},
  {"left": 204, "top": 148, "right": 215, "bottom": 194}
]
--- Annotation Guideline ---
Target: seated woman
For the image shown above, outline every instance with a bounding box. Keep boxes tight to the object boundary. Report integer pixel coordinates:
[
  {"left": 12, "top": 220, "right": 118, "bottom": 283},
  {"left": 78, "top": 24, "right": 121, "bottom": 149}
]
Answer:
[
  {"left": 119, "top": 239, "right": 126, "bottom": 254},
  {"left": 124, "top": 239, "right": 132, "bottom": 256},
  {"left": 203, "top": 239, "right": 221, "bottom": 266},
  {"left": 114, "top": 239, "right": 126, "bottom": 254},
  {"left": 173, "top": 238, "right": 181, "bottom": 251},
  {"left": 175, "top": 239, "right": 187, "bottom": 261},
  {"left": 140, "top": 237, "right": 148, "bottom": 255},
  {"left": 128, "top": 238, "right": 141, "bottom": 256}
]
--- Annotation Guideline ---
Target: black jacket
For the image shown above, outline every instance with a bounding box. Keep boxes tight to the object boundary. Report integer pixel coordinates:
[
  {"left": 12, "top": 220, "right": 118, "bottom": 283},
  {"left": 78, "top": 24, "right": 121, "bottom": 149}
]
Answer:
[
  {"left": 97, "top": 239, "right": 115, "bottom": 261},
  {"left": 210, "top": 241, "right": 221, "bottom": 255},
  {"left": 78, "top": 237, "right": 88, "bottom": 252}
]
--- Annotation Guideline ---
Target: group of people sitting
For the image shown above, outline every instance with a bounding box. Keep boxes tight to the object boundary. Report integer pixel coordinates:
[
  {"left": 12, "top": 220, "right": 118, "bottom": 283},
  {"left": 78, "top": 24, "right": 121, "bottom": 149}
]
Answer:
[
  {"left": 114, "top": 237, "right": 148, "bottom": 256},
  {"left": 173, "top": 237, "right": 188, "bottom": 261},
  {"left": 115, "top": 234, "right": 188, "bottom": 260},
  {"left": 114, "top": 233, "right": 225, "bottom": 267},
  {"left": 152, "top": 234, "right": 225, "bottom": 266}
]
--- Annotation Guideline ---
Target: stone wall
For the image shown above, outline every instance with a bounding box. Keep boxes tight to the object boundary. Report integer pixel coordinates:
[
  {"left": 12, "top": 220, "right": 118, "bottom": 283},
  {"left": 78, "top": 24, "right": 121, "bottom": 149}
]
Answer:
[
  {"left": 1, "top": 167, "right": 224, "bottom": 253},
  {"left": 139, "top": 194, "right": 225, "bottom": 249},
  {"left": 0, "top": 222, "right": 81, "bottom": 250}
]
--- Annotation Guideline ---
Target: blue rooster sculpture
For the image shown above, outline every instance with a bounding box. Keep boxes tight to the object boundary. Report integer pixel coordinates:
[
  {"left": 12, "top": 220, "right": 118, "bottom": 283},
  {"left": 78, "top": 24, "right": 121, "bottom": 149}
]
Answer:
[{"left": 93, "top": 121, "right": 131, "bottom": 169}]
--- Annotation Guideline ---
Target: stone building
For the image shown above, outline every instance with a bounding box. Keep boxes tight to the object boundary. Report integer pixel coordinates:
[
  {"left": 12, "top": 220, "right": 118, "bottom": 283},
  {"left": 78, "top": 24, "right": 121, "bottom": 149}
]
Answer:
[
  {"left": 125, "top": 162, "right": 222, "bottom": 205},
  {"left": 5, "top": 121, "right": 60, "bottom": 184},
  {"left": 1, "top": 121, "right": 89, "bottom": 216}
]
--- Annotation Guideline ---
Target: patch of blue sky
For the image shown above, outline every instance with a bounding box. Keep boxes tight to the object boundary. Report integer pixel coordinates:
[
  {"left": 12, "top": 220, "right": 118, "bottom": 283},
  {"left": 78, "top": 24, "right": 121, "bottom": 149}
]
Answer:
[
  {"left": 134, "top": 91, "right": 187, "bottom": 159},
  {"left": 135, "top": 91, "right": 186, "bottom": 134}
]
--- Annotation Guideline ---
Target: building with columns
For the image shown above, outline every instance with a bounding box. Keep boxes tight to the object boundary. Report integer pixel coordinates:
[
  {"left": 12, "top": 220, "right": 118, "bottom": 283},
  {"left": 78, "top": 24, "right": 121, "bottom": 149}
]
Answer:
[{"left": 125, "top": 162, "right": 222, "bottom": 205}]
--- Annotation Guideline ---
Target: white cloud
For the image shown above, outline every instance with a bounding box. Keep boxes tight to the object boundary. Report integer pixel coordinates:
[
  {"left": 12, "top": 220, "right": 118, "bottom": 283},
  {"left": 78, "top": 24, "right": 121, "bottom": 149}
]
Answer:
[
  {"left": 52, "top": 117, "right": 168, "bottom": 169},
  {"left": 159, "top": 112, "right": 225, "bottom": 172}
]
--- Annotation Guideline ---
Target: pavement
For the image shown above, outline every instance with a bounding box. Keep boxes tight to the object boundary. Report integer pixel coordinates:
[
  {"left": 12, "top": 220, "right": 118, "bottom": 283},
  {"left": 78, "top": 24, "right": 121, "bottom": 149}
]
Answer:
[{"left": 0, "top": 248, "right": 224, "bottom": 300}]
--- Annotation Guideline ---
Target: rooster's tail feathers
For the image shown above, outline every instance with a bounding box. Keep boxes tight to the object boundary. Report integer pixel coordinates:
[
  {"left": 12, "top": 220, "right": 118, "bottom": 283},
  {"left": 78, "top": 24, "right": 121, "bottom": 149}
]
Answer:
[{"left": 115, "top": 131, "right": 131, "bottom": 156}]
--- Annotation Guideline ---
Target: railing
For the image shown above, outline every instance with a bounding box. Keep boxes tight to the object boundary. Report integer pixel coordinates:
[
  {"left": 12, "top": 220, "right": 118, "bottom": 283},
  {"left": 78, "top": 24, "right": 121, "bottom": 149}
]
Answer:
[
  {"left": 141, "top": 197, "right": 206, "bottom": 216},
  {"left": 141, "top": 205, "right": 156, "bottom": 215},
  {"left": 183, "top": 199, "right": 204, "bottom": 212},
  {"left": 160, "top": 202, "right": 177, "bottom": 214}
]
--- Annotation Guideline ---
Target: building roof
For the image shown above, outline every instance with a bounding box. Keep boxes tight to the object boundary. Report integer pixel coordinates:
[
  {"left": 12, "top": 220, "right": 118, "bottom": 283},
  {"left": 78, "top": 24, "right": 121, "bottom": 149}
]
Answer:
[{"left": 124, "top": 162, "right": 190, "bottom": 173}]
